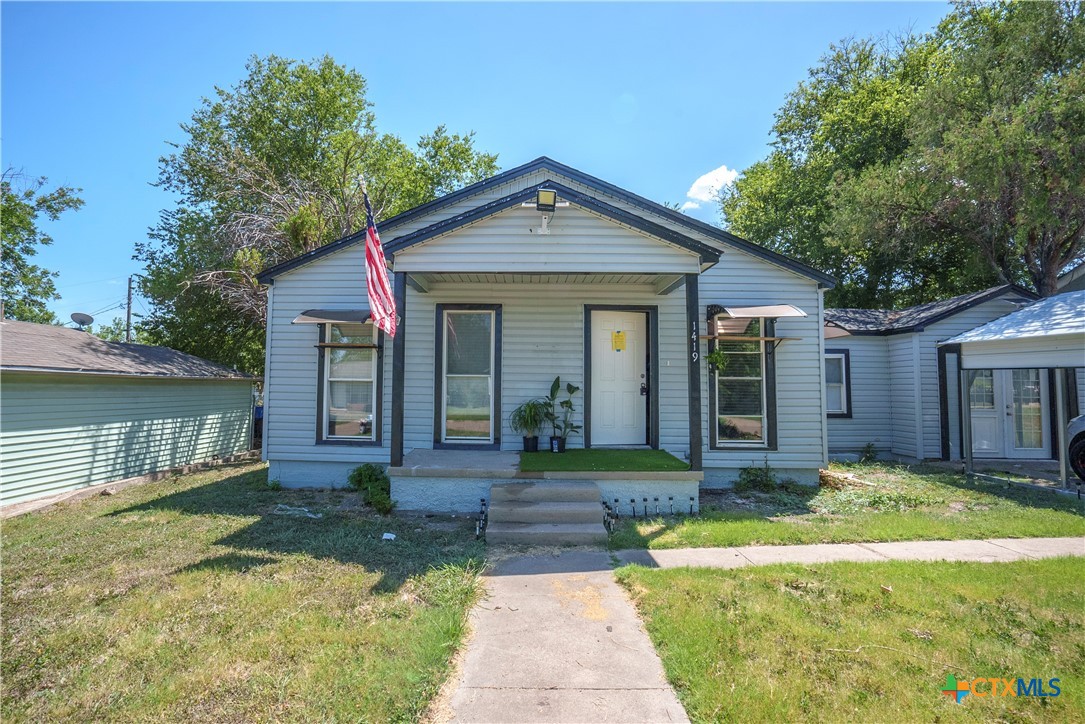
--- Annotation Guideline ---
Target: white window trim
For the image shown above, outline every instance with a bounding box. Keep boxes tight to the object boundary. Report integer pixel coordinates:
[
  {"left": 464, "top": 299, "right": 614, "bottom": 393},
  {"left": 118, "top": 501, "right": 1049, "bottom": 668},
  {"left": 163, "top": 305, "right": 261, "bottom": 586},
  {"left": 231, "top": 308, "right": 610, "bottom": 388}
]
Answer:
[
  {"left": 825, "top": 352, "right": 850, "bottom": 416},
  {"left": 441, "top": 309, "right": 496, "bottom": 443},
  {"left": 713, "top": 316, "right": 768, "bottom": 447},
  {"left": 323, "top": 322, "right": 377, "bottom": 441}
]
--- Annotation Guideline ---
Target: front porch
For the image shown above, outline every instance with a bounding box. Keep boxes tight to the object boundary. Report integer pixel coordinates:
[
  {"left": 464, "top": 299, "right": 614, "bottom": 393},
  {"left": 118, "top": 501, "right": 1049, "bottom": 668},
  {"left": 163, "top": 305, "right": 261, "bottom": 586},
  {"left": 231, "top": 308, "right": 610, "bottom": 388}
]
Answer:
[{"left": 389, "top": 449, "right": 703, "bottom": 515}]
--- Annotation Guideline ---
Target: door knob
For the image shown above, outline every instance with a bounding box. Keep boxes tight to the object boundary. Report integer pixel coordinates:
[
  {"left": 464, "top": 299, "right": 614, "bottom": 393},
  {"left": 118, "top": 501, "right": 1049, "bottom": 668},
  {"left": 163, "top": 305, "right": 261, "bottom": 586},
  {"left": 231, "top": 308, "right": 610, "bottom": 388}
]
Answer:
[{"left": 640, "top": 383, "right": 648, "bottom": 396}]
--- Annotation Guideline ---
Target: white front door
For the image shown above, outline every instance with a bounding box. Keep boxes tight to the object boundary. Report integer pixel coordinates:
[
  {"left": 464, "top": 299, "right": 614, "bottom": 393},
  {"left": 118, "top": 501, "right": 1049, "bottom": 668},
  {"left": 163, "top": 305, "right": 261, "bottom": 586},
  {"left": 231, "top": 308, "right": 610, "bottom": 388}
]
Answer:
[
  {"left": 970, "top": 369, "right": 1050, "bottom": 459},
  {"left": 591, "top": 310, "right": 647, "bottom": 446}
]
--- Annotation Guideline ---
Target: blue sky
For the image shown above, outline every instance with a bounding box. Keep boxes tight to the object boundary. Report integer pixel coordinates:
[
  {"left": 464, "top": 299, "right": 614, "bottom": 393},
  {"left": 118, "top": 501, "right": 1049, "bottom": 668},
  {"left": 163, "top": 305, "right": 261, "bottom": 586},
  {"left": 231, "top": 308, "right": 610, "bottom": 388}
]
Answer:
[{"left": 2, "top": 1, "right": 950, "bottom": 326}]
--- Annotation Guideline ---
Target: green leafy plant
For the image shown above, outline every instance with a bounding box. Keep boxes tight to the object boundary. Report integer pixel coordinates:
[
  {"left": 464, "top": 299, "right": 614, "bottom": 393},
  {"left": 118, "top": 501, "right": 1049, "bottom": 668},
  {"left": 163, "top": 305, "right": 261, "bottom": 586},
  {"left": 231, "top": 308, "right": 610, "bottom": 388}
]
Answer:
[
  {"left": 544, "top": 376, "right": 582, "bottom": 440},
  {"left": 735, "top": 459, "right": 777, "bottom": 492},
  {"left": 860, "top": 442, "right": 878, "bottom": 463},
  {"left": 510, "top": 398, "right": 547, "bottom": 437},
  {"left": 348, "top": 463, "right": 395, "bottom": 515}
]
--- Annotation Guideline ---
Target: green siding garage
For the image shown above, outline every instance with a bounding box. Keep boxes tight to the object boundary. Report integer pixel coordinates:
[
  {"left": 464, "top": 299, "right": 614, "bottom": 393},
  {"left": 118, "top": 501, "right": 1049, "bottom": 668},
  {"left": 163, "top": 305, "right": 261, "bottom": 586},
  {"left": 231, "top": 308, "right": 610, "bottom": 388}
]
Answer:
[{"left": 1, "top": 320, "right": 255, "bottom": 506}]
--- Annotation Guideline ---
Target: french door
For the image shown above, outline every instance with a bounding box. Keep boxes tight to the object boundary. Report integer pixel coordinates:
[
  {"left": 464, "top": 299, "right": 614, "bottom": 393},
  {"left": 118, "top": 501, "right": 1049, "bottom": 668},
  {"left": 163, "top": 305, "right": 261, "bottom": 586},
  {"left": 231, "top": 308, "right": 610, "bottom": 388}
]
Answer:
[{"left": 969, "top": 369, "right": 1050, "bottom": 459}]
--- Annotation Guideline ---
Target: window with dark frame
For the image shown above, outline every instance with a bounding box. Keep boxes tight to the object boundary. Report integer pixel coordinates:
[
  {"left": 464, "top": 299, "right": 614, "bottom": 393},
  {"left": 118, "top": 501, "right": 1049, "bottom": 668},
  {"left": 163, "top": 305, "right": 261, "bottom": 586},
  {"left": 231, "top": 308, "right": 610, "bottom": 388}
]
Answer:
[
  {"left": 710, "top": 315, "right": 770, "bottom": 446},
  {"left": 323, "top": 323, "right": 377, "bottom": 441},
  {"left": 824, "top": 349, "right": 851, "bottom": 417}
]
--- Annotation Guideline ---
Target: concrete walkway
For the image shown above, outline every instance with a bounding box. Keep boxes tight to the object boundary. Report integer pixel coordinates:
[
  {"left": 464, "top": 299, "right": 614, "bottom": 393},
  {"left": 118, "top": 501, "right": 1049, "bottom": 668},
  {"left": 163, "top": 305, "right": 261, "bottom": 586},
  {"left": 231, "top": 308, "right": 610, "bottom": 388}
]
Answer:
[
  {"left": 446, "top": 537, "right": 1083, "bottom": 722},
  {"left": 615, "top": 536, "right": 1085, "bottom": 569},
  {"left": 448, "top": 550, "right": 688, "bottom": 723}
]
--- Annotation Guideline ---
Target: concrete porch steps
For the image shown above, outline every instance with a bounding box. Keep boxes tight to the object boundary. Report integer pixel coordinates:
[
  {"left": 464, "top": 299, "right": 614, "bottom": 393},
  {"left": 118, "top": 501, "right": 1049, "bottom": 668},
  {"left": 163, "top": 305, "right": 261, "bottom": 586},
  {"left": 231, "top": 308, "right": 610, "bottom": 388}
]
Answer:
[{"left": 487, "top": 482, "right": 607, "bottom": 545}]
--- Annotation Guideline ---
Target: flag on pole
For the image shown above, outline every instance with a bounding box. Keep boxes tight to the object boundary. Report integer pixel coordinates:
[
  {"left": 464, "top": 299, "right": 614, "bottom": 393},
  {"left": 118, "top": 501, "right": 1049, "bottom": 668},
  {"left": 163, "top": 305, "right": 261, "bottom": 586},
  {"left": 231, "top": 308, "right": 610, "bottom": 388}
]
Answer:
[{"left": 363, "top": 191, "right": 397, "bottom": 337}]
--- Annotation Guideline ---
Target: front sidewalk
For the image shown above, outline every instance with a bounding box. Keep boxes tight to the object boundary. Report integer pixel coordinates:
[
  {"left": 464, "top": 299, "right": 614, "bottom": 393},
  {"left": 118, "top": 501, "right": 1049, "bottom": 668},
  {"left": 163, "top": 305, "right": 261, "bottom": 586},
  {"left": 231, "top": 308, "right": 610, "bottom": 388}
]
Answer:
[
  {"left": 615, "top": 536, "right": 1085, "bottom": 569},
  {"left": 445, "top": 537, "right": 1083, "bottom": 722}
]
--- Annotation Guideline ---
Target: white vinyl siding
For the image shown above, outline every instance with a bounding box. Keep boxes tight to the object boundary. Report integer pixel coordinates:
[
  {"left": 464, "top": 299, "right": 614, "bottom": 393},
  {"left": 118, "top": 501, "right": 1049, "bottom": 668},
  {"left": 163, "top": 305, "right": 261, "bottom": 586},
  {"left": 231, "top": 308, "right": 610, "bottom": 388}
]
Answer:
[
  {"left": 0, "top": 373, "right": 251, "bottom": 505},
  {"left": 394, "top": 205, "right": 701, "bottom": 274},
  {"left": 825, "top": 336, "right": 893, "bottom": 455},
  {"left": 402, "top": 281, "right": 690, "bottom": 457},
  {"left": 699, "top": 253, "right": 827, "bottom": 480},
  {"left": 917, "top": 296, "right": 1033, "bottom": 460},
  {"left": 263, "top": 246, "right": 393, "bottom": 470}
]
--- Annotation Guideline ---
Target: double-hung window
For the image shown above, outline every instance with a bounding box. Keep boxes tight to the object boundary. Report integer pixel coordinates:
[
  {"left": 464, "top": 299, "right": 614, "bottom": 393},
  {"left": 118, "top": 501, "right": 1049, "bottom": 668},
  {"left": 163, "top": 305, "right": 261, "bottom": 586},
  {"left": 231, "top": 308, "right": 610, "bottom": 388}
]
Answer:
[
  {"left": 322, "top": 323, "right": 378, "bottom": 442},
  {"left": 710, "top": 315, "right": 774, "bottom": 447},
  {"left": 824, "top": 350, "right": 851, "bottom": 417}
]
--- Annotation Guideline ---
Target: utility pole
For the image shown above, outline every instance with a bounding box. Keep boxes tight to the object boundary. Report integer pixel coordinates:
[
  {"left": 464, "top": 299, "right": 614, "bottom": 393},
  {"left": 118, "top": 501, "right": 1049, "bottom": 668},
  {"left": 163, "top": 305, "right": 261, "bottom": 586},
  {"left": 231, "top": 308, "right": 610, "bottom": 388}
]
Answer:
[{"left": 126, "top": 275, "right": 134, "bottom": 343}]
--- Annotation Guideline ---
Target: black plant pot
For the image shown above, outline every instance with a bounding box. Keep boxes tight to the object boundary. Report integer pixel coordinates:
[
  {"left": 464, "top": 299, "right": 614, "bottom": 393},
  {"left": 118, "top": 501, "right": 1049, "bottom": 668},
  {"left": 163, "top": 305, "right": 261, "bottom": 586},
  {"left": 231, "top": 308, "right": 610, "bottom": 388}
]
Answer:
[
  {"left": 549, "top": 436, "right": 566, "bottom": 453},
  {"left": 523, "top": 436, "right": 539, "bottom": 453}
]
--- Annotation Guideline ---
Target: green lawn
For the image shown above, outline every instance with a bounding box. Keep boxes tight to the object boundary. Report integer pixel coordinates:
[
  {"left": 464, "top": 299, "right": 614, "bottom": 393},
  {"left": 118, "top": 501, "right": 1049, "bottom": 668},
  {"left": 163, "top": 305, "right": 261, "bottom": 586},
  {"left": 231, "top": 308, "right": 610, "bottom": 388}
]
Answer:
[
  {"left": 519, "top": 448, "right": 689, "bottom": 472},
  {"left": 617, "top": 558, "right": 1085, "bottom": 723},
  {"left": 609, "top": 462, "right": 1085, "bottom": 549},
  {"left": 1, "top": 462, "right": 484, "bottom": 722}
]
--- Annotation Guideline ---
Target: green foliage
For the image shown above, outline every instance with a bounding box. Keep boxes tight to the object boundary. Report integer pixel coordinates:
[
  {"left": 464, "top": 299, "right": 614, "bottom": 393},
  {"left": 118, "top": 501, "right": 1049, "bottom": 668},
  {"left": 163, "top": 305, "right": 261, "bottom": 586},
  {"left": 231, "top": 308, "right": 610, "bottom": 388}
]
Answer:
[
  {"left": 859, "top": 442, "right": 879, "bottom": 463},
  {"left": 618, "top": 558, "right": 1085, "bottom": 722},
  {"left": 735, "top": 459, "right": 778, "bottom": 492},
  {"left": 348, "top": 463, "right": 395, "bottom": 515},
  {"left": 91, "top": 316, "right": 153, "bottom": 344},
  {"left": 543, "top": 376, "right": 582, "bottom": 439},
  {"left": 722, "top": 2, "right": 1085, "bottom": 305},
  {"left": 0, "top": 462, "right": 484, "bottom": 721},
  {"left": 608, "top": 461, "right": 1085, "bottom": 550},
  {"left": 138, "top": 54, "right": 498, "bottom": 374},
  {"left": 0, "top": 169, "right": 84, "bottom": 323},
  {"left": 510, "top": 398, "right": 547, "bottom": 437}
]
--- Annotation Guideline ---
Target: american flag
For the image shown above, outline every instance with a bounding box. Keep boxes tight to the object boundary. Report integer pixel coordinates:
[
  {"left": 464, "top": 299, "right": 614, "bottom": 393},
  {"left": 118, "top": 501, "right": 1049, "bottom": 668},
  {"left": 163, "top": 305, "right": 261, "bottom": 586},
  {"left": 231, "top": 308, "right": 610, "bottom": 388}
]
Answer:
[{"left": 364, "top": 192, "right": 397, "bottom": 337}]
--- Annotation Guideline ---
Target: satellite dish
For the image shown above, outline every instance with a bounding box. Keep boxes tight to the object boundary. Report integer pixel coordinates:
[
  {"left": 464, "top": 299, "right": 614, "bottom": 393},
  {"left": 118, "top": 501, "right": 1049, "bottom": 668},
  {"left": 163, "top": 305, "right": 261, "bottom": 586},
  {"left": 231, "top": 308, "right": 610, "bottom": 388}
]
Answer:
[{"left": 70, "top": 312, "right": 94, "bottom": 329}]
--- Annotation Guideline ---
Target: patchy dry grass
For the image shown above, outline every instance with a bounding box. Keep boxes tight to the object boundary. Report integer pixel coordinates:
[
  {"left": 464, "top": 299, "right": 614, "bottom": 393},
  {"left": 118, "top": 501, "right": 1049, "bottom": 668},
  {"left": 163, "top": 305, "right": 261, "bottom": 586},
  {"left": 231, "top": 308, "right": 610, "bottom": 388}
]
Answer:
[
  {"left": 617, "top": 558, "right": 1085, "bottom": 723},
  {"left": 609, "top": 462, "right": 1085, "bottom": 549},
  {"left": 1, "top": 462, "right": 485, "bottom": 722}
]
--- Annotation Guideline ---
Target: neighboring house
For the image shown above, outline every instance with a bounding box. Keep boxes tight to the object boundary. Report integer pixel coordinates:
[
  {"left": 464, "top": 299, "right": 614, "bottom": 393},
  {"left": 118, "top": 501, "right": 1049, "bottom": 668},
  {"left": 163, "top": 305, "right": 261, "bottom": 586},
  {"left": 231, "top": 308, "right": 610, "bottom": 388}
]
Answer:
[
  {"left": 257, "top": 157, "right": 836, "bottom": 511},
  {"left": 824, "top": 284, "right": 1082, "bottom": 462},
  {"left": 1058, "top": 261, "right": 1085, "bottom": 293},
  {"left": 0, "top": 320, "right": 256, "bottom": 506}
]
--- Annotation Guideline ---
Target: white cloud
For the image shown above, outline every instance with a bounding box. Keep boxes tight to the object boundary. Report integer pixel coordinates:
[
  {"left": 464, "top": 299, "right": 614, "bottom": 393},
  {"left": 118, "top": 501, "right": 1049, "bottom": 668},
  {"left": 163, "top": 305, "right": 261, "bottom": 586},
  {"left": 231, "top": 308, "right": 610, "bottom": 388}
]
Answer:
[
  {"left": 685, "top": 163, "right": 739, "bottom": 204},
  {"left": 680, "top": 200, "right": 701, "bottom": 211}
]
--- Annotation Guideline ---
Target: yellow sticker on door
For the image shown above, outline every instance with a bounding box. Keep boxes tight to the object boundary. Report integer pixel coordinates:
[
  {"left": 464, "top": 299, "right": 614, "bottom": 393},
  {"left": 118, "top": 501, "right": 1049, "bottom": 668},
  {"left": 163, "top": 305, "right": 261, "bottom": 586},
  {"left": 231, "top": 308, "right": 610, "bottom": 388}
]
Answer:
[{"left": 611, "top": 331, "right": 626, "bottom": 352}]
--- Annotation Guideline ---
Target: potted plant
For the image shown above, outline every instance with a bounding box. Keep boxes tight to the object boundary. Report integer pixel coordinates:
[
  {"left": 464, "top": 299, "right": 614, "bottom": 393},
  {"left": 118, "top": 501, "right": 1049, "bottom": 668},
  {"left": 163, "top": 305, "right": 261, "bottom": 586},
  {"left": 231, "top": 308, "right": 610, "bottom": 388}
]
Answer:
[
  {"left": 543, "top": 376, "right": 582, "bottom": 453},
  {"left": 510, "top": 398, "right": 547, "bottom": 452}
]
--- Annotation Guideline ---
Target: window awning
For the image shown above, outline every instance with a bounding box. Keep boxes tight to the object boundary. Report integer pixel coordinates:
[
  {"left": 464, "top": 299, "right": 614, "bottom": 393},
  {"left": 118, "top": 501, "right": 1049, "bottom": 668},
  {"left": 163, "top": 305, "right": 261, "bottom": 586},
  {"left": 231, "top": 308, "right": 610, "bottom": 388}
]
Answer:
[
  {"left": 714, "top": 304, "right": 807, "bottom": 319},
  {"left": 704, "top": 304, "right": 807, "bottom": 346},
  {"left": 291, "top": 309, "right": 371, "bottom": 325}
]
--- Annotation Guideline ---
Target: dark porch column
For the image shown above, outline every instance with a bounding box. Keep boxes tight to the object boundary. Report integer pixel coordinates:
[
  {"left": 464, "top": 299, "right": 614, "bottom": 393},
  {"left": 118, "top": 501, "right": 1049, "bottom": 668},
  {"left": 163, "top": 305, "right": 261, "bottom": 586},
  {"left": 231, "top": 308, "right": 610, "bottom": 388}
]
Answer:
[
  {"left": 685, "top": 273, "right": 703, "bottom": 470},
  {"left": 391, "top": 271, "right": 407, "bottom": 467}
]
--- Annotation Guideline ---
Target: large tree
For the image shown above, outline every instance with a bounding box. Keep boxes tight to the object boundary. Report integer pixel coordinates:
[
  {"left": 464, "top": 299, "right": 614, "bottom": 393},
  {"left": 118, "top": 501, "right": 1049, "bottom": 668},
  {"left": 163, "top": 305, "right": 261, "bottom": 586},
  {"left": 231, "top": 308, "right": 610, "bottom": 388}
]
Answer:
[
  {"left": 719, "top": 36, "right": 983, "bottom": 308},
  {"left": 721, "top": 1, "right": 1084, "bottom": 306},
  {"left": 866, "top": 0, "right": 1085, "bottom": 296},
  {"left": 138, "top": 55, "right": 498, "bottom": 373},
  {"left": 1, "top": 170, "right": 84, "bottom": 323}
]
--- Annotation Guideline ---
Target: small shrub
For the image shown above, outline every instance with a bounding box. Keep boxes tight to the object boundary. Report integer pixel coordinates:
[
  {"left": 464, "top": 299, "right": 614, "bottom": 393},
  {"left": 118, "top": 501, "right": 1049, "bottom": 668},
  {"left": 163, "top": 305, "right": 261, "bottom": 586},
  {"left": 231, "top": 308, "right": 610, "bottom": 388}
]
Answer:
[
  {"left": 735, "top": 460, "right": 777, "bottom": 492},
  {"left": 348, "top": 463, "right": 395, "bottom": 515},
  {"left": 860, "top": 442, "right": 878, "bottom": 463}
]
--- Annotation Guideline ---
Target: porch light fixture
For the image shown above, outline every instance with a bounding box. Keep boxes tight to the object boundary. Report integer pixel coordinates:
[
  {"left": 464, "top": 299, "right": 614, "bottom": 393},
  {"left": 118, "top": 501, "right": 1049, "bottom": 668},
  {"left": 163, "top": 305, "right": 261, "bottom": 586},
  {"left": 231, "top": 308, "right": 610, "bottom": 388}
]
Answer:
[{"left": 535, "top": 188, "right": 558, "bottom": 213}]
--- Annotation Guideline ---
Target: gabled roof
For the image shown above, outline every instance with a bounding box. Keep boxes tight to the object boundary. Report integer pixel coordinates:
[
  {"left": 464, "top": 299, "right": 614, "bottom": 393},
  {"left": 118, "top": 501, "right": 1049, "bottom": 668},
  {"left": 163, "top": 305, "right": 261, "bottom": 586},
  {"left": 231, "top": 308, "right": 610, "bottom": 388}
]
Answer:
[
  {"left": 384, "top": 179, "right": 721, "bottom": 263},
  {"left": 824, "top": 284, "right": 1039, "bottom": 335},
  {"left": 944, "top": 290, "right": 1085, "bottom": 345},
  {"left": 256, "top": 157, "right": 836, "bottom": 287},
  {"left": 0, "top": 320, "right": 255, "bottom": 380}
]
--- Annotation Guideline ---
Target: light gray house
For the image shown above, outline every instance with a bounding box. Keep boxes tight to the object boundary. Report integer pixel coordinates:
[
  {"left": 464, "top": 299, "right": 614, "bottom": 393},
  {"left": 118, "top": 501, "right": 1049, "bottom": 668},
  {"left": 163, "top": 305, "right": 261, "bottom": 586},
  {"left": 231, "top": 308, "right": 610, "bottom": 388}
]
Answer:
[
  {"left": 0, "top": 320, "right": 255, "bottom": 506},
  {"left": 824, "top": 285, "right": 1082, "bottom": 463},
  {"left": 257, "top": 157, "right": 836, "bottom": 513}
]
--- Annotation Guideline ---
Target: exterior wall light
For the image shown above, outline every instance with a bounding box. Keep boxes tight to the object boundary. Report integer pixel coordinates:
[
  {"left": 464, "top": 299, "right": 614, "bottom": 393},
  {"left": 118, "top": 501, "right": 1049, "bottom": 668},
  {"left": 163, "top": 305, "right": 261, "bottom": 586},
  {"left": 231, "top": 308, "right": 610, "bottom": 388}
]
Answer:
[{"left": 535, "top": 189, "right": 558, "bottom": 213}]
